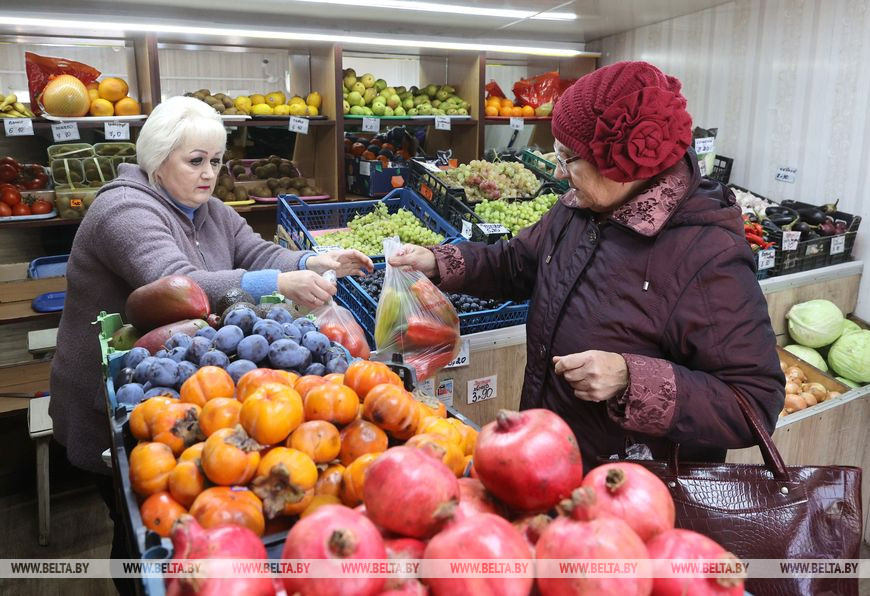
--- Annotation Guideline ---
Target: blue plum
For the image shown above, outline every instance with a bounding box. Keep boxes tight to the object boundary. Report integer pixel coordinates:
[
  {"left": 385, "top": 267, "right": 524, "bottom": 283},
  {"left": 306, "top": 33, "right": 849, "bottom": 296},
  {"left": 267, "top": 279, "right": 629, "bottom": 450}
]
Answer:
[
  {"left": 123, "top": 347, "right": 151, "bottom": 370},
  {"left": 134, "top": 357, "right": 157, "bottom": 384},
  {"left": 302, "top": 331, "right": 331, "bottom": 360},
  {"left": 154, "top": 349, "right": 169, "bottom": 359},
  {"left": 253, "top": 319, "right": 285, "bottom": 344},
  {"left": 268, "top": 339, "right": 311, "bottom": 370},
  {"left": 325, "top": 357, "right": 349, "bottom": 374},
  {"left": 147, "top": 357, "right": 179, "bottom": 387},
  {"left": 227, "top": 359, "right": 258, "bottom": 383},
  {"left": 294, "top": 317, "right": 317, "bottom": 335},
  {"left": 237, "top": 334, "right": 270, "bottom": 363},
  {"left": 282, "top": 323, "right": 302, "bottom": 343},
  {"left": 265, "top": 306, "right": 294, "bottom": 325},
  {"left": 116, "top": 383, "right": 146, "bottom": 406},
  {"left": 176, "top": 361, "right": 198, "bottom": 387},
  {"left": 223, "top": 307, "right": 259, "bottom": 335},
  {"left": 195, "top": 326, "right": 216, "bottom": 340},
  {"left": 166, "top": 333, "right": 193, "bottom": 350},
  {"left": 186, "top": 336, "right": 212, "bottom": 365},
  {"left": 303, "top": 362, "right": 326, "bottom": 377},
  {"left": 114, "top": 367, "right": 135, "bottom": 389},
  {"left": 144, "top": 387, "right": 180, "bottom": 399},
  {"left": 166, "top": 346, "right": 188, "bottom": 362},
  {"left": 212, "top": 325, "right": 244, "bottom": 355},
  {"left": 200, "top": 350, "right": 230, "bottom": 369}
]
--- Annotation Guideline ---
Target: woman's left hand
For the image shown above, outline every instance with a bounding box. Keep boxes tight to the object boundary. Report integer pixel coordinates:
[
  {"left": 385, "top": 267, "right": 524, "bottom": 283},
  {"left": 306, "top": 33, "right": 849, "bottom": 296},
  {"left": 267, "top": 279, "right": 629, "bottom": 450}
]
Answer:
[
  {"left": 553, "top": 350, "right": 628, "bottom": 402},
  {"left": 306, "top": 249, "right": 374, "bottom": 278}
]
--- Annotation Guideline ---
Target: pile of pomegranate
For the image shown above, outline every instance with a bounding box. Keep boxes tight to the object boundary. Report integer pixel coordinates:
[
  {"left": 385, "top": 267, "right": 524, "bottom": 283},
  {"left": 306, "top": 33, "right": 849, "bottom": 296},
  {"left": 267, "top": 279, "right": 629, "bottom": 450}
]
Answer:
[{"left": 166, "top": 408, "right": 744, "bottom": 595}]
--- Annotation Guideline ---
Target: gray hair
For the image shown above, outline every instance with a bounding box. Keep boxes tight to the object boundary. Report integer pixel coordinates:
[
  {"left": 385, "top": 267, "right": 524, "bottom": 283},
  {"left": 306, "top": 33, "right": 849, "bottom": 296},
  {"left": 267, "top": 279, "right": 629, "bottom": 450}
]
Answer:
[{"left": 136, "top": 96, "right": 227, "bottom": 186}]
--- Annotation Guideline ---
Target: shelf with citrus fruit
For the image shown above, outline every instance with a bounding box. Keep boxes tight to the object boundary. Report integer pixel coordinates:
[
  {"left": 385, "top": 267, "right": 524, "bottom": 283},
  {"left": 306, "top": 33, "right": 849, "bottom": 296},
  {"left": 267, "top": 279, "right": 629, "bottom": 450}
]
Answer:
[
  {"left": 38, "top": 75, "right": 143, "bottom": 122},
  {"left": 483, "top": 95, "right": 553, "bottom": 121},
  {"left": 186, "top": 89, "right": 325, "bottom": 121}
]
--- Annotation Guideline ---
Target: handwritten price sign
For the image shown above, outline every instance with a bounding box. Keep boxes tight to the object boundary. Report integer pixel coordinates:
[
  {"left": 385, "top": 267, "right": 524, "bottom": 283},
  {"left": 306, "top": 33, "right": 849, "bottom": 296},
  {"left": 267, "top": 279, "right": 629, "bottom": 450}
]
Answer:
[
  {"left": 4, "top": 118, "right": 34, "bottom": 137},
  {"left": 467, "top": 374, "right": 497, "bottom": 405},
  {"left": 104, "top": 121, "right": 130, "bottom": 140},
  {"left": 51, "top": 122, "right": 80, "bottom": 142},
  {"left": 288, "top": 117, "right": 309, "bottom": 135},
  {"left": 446, "top": 339, "right": 470, "bottom": 369}
]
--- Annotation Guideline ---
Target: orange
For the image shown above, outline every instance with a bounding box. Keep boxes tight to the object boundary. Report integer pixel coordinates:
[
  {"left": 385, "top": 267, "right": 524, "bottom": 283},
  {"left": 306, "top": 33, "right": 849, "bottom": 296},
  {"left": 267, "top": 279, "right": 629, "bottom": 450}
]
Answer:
[
  {"left": 500, "top": 98, "right": 514, "bottom": 109},
  {"left": 484, "top": 105, "right": 499, "bottom": 117},
  {"left": 98, "top": 77, "right": 129, "bottom": 102},
  {"left": 114, "top": 96, "right": 141, "bottom": 116},
  {"left": 499, "top": 106, "right": 513, "bottom": 117},
  {"left": 521, "top": 105, "right": 535, "bottom": 117},
  {"left": 89, "top": 98, "right": 114, "bottom": 117},
  {"left": 486, "top": 96, "right": 501, "bottom": 108},
  {"left": 511, "top": 106, "right": 523, "bottom": 117}
]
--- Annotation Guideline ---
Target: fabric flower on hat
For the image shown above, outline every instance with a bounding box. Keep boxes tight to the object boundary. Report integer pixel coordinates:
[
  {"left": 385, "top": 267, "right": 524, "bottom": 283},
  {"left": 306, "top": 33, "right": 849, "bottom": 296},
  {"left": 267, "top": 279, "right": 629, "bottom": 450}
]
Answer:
[{"left": 592, "top": 86, "right": 693, "bottom": 183}]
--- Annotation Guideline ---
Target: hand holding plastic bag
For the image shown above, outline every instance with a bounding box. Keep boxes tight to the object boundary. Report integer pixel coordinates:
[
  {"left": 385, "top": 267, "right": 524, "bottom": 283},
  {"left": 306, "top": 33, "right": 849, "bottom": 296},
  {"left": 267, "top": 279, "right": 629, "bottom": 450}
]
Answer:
[
  {"left": 311, "top": 270, "right": 371, "bottom": 360},
  {"left": 374, "top": 238, "right": 460, "bottom": 380}
]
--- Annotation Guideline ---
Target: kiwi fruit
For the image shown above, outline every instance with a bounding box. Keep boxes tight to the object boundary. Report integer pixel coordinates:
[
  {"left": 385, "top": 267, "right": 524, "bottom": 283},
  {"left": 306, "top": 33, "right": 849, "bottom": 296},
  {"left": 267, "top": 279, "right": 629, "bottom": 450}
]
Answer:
[
  {"left": 254, "top": 166, "right": 268, "bottom": 178},
  {"left": 290, "top": 177, "right": 305, "bottom": 189},
  {"left": 224, "top": 107, "right": 239, "bottom": 115},
  {"left": 278, "top": 176, "right": 292, "bottom": 188},
  {"left": 267, "top": 178, "right": 279, "bottom": 191},
  {"left": 300, "top": 186, "right": 315, "bottom": 196},
  {"left": 219, "top": 176, "right": 234, "bottom": 191},
  {"left": 232, "top": 165, "right": 246, "bottom": 177},
  {"left": 277, "top": 162, "right": 294, "bottom": 176},
  {"left": 262, "top": 163, "right": 278, "bottom": 177},
  {"left": 196, "top": 89, "right": 211, "bottom": 96},
  {"left": 234, "top": 187, "right": 249, "bottom": 201},
  {"left": 221, "top": 97, "right": 234, "bottom": 108},
  {"left": 98, "top": 145, "right": 120, "bottom": 156},
  {"left": 214, "top": 187, "right": 228, "bottom": 200}
]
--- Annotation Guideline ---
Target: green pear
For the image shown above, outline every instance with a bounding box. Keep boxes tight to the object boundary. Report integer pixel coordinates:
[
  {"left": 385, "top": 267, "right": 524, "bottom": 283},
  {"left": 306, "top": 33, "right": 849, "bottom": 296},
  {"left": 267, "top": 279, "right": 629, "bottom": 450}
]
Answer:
[
  {"left": 395, "top": 86, "right": 407, "bottom": 95},
  {"left": 343, "top": 68, "right": 356, "bottom": 78},
  {"left": 347, "top": 91, "right": 363, "bottom": 106},
  {"left": 436, "top": 89, "right": 450, "bottom": 101},
  {"left": 446, "top": 108, "right": 458, "bottom": 115},
  {"left": 425, "top": 84, "right": 438, "bottom": 98},
  {"left": 362, "top": 106, "right": 373, "bottom": 116},
  {"left": 413, "top": 95, "right": 429, "bottom": 106},
  {"left": 352, "top": 81, "right": 366, "bottom": 95},
  {"left": 535, "top": 102, "right": 553, "bottom": 117},
  {"left": 432, "top": 108, "right": 445, "bottom": 116},
  {"left": 363, "top": 88, "right": 378, "bottom": 104},
  {"left": 350, "top": 105, "right": 365, "bottom": 115},
  {"left": 457, "top": 108, "right": 468, "bottom": 115},
  {"left": 417, "top": 104, "right": 432, "bottom": 116},
  {"left": 407, "top": 108, "right": 418, "bottom": 116},
  {"left": 393, "top": 106, "right": 406, "bottom": 117},
  {"left": 375, "top": 79, "right": 387, "bottom": 91},
  {"left": 343, "top": 74, "right": 357, "bottom": 89},
  {"left": 343, "top": 99, "right": 350, "bottom": 114},
  {"left": 372, "top": 103, "right": 386, "bottom": 116},
  {"left": 360, "top": 73, "right": 375, "bottom": 88},
  {"left": 442, "top": 85, "right": 455, "bottom": 94},
  {"left": 402, "top": 97, "right": 414, "bottom": 110},
  {"left": 387, "top": 94, "right": 401, "bottom": 109},
  {"left": 431, "top": 99, "right": 441, "bottom": 108},
  {"left": 385, "top": 87, "right": 396, "bottom": 97},
  {"left": 383, "top": 106, "right": 394, "bottom": 117}
]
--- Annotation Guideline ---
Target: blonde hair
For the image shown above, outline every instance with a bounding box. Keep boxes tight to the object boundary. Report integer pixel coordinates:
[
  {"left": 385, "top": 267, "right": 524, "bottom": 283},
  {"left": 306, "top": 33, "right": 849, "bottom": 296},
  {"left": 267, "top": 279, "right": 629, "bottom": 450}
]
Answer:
[{"left": 136, "top": 96, "right": 226, "bottom": 186}]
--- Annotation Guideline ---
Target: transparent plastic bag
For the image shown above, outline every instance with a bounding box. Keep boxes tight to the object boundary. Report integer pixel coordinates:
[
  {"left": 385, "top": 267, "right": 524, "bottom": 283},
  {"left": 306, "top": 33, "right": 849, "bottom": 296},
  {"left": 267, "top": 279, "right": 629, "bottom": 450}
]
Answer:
[
  {"left": 512, "top": 71, "right": 576, "bottom": 109},
  {"left": 312, "top": 302, "right": 371, "bottom": 360},
  {"left": 374, "top": 237, "right": 460, "bottom": 380},
  {"left": 25, "top": 52, "right": 101, "bottom": 116}
]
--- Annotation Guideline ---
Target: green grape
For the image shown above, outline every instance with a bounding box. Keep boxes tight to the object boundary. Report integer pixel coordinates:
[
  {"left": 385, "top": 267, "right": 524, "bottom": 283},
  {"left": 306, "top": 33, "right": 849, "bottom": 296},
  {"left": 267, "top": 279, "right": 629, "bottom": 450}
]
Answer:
[
  {"left": 474, "top": 193, "right": 559, "bottom": 235},
  {"left": 315, "top": 204, "right": 444, "bottom": 254}
]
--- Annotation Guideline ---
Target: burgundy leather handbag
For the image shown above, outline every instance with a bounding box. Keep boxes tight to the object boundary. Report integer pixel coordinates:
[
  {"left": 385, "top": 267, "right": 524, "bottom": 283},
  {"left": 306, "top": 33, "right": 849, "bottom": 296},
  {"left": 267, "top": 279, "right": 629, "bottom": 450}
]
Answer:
[{"left": 636, "top": 387, "right": 862, "bottom": 596}]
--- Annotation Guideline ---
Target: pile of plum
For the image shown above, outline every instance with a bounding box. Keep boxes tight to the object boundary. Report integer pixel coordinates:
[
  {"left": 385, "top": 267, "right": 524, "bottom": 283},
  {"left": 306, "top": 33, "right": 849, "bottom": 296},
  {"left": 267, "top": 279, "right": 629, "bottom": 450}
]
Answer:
[{"left": 114, "top": 304, "right": 348, "bottom": 406}]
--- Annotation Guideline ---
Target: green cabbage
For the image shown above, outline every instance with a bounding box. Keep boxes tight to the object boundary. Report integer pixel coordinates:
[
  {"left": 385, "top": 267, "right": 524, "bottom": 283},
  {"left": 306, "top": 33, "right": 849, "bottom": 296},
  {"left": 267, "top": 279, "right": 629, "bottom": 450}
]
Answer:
[
  {"left": 828, "top": 330, "right": 870, "bottom": 383},
  {"left": 841, "top": 319, "right": 862, "bottom": 336},
  {"left": 784, "top": 345, "right": 828, "bottom": 371},
  {"left": 786, "top": 300, "right": 844, "bottom": 348},
  {"left": 835, "top": 376, "right": 861, "bottom": 390}
]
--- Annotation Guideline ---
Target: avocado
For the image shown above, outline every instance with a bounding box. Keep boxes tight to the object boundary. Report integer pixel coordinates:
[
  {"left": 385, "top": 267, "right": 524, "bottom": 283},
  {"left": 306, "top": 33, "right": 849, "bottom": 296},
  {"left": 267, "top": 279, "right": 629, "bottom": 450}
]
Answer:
[{"left": 216, "top": 288, "right": 255, "bottom": 317}]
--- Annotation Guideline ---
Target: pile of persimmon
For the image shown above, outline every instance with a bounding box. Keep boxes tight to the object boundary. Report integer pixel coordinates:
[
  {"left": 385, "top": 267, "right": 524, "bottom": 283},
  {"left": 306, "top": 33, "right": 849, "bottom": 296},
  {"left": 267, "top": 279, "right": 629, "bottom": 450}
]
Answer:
[{"left": 128, "top": 359, "right": 478, "bottom": 538}]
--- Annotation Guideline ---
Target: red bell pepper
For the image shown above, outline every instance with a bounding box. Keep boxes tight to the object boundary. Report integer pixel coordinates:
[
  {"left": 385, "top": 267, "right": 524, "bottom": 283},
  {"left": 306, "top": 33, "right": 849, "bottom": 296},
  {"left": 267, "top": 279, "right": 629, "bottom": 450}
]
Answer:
[
  {"left": 409, "top": 347, "right": 457, "bottom": 380},
  {"left": 404, "top": 316, "right": 458, "bottom": 348}
]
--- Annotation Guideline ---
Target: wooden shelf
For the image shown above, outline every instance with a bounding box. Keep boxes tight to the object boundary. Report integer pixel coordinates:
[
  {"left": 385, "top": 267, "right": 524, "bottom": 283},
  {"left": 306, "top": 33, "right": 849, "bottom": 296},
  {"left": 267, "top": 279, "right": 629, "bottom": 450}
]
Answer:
[
  {"left": 343, "top": 118, "right": 477, "bottom": 128},
  {"left": 31, "top": 119, "right": 147, "bottom": 130},
  {"left": 485, "top": 117, "right": 553, "bottom": 124},
  {"left": 227, "top": 118, "right": 335, "bottom": 128},
  {"left": 0, "top": 277, "right": 66, "bottom": 327}
]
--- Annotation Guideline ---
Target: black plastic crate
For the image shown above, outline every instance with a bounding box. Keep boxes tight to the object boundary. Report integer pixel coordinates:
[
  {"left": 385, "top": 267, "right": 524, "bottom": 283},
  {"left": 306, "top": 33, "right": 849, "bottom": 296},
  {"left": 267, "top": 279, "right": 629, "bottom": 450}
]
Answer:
[
  {"left": 708, "top": 155, "right": 733, "bottom": 184},
  {"left": 519, "top": 149, "right": 569, "bottom": 193}
]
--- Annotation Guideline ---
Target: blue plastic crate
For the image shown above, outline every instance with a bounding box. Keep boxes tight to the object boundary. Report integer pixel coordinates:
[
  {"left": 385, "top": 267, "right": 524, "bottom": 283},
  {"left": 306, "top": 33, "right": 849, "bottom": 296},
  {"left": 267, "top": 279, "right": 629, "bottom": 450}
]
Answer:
[
  {"left": 336, "top": 262, "right": 529, "bottom": 348},
  {"left": 28, "top": 254, "right": 69, "bottom": 278},
  {"left": 277, "top": 188, "right": 460, "bottom": 262}
]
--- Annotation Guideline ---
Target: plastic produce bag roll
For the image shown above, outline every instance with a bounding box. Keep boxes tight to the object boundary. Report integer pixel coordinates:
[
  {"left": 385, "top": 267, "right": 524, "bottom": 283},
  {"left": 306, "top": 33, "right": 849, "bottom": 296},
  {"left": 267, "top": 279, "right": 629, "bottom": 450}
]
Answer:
[{"left": 374, "top": 237, "right": 460, "bottom": 380}]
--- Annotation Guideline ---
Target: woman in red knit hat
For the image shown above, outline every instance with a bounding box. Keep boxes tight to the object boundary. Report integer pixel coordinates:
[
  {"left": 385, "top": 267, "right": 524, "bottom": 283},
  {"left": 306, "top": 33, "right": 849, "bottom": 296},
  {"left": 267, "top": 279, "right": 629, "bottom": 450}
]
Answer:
[{"left": 393, "top": 61, "right": 784, "bottom": 469}]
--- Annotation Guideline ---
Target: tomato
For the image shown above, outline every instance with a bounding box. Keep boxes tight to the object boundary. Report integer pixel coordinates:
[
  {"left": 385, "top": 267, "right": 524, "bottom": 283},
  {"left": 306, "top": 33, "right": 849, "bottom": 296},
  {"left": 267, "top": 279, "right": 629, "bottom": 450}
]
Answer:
[
  {"left": 2, "top": 188, "right": 21, "bottom": 207},
  {"left": 30, "top": 199, "right": 52, "bottom": 215},
  {"left": 11, "top": 203, "right": 30, "bottom": 216},
  {"left": 0, "top": 203, "right": 11, "bottom": 217}
]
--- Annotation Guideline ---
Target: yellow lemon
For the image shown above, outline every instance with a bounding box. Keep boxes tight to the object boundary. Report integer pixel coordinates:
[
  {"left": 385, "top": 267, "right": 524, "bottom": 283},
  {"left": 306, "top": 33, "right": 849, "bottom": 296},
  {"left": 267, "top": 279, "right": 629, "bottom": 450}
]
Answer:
[
  {"left": 251, "top": 103, "right": 274, "bottom": 115},
  {"left": 89, "top": 98, "right": 114, "bottom": 117},
  {"left": 288, "top": 96, "right": 307, "bottom": 107},
  {"left": 288, "top": 102, "right": 308, "bottom": 116},
  {"left": 234, "top": 96, "right": 252, "bottom": 112},
  {"left": 249, "top": 94, "right": 266, "bottom": 106},
  {"left": 306, "top": 105, "right": 319, "bottom": 117},
  {"left": 306, "top": 92, "right": 321, "bottom": 109},
  {"left": 273, "top": 104, "right": 291, "bottom": 116},
  {"left": 265, "top": 91, "right": 286, "bottom": 107}
]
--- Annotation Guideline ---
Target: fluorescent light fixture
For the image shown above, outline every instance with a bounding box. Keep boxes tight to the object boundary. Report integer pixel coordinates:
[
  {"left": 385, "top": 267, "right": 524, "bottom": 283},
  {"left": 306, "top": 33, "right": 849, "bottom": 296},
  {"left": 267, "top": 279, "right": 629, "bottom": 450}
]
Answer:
[
  {"left": 0, "top": 16, "right": 583, "bottom": 57},
  {"left": 288, "top": 0, "right": 576, "bottom": 21}
]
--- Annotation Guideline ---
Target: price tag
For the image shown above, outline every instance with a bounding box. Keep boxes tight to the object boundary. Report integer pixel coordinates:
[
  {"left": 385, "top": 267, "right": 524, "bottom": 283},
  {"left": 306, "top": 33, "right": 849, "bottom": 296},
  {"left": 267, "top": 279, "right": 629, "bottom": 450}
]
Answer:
[
  {"left": 477, "top": 223, "right": 510, "bottom": 236},
  {"left": 104, "top": 121, "right": 130, "bottom": 140},
  {"left": 362, "top": 117, "right": 380, "bottom": 132},
  {"left": 4, "top": 118, "right": 34, "bottom": 136},
  {"left": 437, "top": 379, "right": 454, "bottom": 407},
  {"left": 467, "top": 374, "right": 497, "bottom": 405},
  {"left": 446, "top": 339, "right": 470, "bottom": 369},
  {"left": 830, "top": 235, "right": 846, "bottom": 255},
  {"left": 434, "top": 115, "right": 451, "bottom": 131},
  {"left": 782, "top": 231, "right": 801, "bottom": 251},
  {"left": 698, "top": 160, "right": 707, "bottom": 176},
  {"left": 51, "top": 122, "right": 80, "bottom": 142},
  {"left": 288, "top": 116, "right": 309, "bottom": 135},
  {"left": 417, "top": 378, "right": 436, "bottom": 398},
  {"left": 421, "top": 161, "right": 442, "bottom": 174},
  {"left": 314, "top": 245, "right": 341, "bottom": 254},
  {"left": 461, "top": 219, "right": 473, "bottom": 239},
  {"left": 509, "top": 117, "right": 524, "bottom": 131},
  {"left": 694, "top": 137, "right": 715, "bottom": 154},
  {"left": 359, "top": 161, "right": 371, "bottom": 176},
  {"left": 775, "top": 167, "right": 797, "bottom": 184},
  {"left": 757, "top": 248, "right": 775, "bottom": 271}
]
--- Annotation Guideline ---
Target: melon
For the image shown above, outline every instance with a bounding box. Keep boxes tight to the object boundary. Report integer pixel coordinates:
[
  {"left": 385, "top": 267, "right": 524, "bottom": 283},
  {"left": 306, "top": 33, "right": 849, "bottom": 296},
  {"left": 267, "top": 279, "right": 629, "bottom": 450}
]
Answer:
[{"left": 41, "top": 75, "right": 90, "bottom": 117}]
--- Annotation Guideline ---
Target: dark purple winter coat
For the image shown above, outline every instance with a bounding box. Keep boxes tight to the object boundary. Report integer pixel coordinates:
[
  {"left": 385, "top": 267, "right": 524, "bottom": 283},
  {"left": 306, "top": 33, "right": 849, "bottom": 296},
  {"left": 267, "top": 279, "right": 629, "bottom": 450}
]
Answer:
[{"left": 431, "top": 153, "right": 785, "bottom": 470}]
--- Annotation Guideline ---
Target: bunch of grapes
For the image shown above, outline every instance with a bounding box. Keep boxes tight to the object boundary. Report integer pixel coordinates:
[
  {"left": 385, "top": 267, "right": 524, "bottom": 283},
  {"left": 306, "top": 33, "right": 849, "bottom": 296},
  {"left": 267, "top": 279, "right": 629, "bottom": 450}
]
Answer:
[
  {"left": 358, "top": 269, "right": 503, "bottom": 314},
  {"left": 436, "top": 160, "right": 540, "bottom": 203},
  {"left": 475, "top": 193, "right": 559, "bottom": 236},
  {"left": 317, "top": 204, "right": 444, "bottom": 254}
]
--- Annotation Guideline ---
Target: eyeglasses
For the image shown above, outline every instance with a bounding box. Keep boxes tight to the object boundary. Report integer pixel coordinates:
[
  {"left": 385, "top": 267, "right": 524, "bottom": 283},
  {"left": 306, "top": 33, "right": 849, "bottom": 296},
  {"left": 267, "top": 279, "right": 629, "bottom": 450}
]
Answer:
[{"left": 553, "top": 145, "right": 582, "bottom": 172}]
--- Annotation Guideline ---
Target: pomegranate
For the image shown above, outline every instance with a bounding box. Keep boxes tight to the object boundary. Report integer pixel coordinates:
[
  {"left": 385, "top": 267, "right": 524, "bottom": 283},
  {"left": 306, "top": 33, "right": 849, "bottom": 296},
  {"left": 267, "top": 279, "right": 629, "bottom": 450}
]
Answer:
[
  {"left": 582, "top": 462, "right": 675, "bottom": 542},
  {"left": 384, "top": 538, "right": 426, "bottom": 591},
  {"left": 512, "top": 513, "right": 553, "bottom": 555},
  {"left": 647, "top": 529, "right": 744, "bottom": 595},
  {"left": 363, "top": 446, "right": 459, "bottom": 538},
  {"left": 536, "top": 488, "right": 651, "bottom": 596},
  {"left": 165, "top": 514, "right": 275, "bottom": 596},
  {"left": 473, "top": 409, "right": 583, "bottom": 512},
  {"left": 452, "top": 477, "right": 503, "bottom": 521},
  {"left": 281, "top": 504, "right": 386, "bottom": 596},
  {"left": 424, "top": 513, "right": 533, "bottom": 596},
  {"left": 379, "top": 583, "right": 427, "bottom": 596}
]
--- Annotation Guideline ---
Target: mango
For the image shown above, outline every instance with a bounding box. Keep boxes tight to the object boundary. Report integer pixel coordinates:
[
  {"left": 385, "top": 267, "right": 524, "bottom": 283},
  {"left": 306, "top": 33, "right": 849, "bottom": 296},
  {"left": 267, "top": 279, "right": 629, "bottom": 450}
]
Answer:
[
  {"left": 125, "top": 275, "right": 210, "bottom": 333},
  {"left": 134, "top": 319, "right": 210, "bottom": 355}
]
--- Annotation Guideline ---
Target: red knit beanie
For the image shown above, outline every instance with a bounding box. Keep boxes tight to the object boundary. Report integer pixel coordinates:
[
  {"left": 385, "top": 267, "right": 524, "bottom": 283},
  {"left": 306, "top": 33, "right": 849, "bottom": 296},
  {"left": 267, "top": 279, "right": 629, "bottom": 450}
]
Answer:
[{"left": 552, "top": 61, "right": 692, "bottom": 182}]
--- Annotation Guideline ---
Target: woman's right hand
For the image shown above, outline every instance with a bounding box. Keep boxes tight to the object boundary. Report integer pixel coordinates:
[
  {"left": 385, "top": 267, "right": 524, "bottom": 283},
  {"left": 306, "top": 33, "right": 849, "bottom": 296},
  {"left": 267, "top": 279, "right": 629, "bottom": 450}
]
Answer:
[
  {"left": 389, "top": 244, "right": 438, "bottom": 278},
  {"left": 278, "top": 270, "right": 336, "bottom": 308}
]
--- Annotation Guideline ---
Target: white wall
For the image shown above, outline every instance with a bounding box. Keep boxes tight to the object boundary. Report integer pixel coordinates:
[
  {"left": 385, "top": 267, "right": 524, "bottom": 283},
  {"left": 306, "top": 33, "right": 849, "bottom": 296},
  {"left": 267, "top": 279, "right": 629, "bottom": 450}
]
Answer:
[{"left": 588, "top": 0, "right": 870, "bottom": 317}]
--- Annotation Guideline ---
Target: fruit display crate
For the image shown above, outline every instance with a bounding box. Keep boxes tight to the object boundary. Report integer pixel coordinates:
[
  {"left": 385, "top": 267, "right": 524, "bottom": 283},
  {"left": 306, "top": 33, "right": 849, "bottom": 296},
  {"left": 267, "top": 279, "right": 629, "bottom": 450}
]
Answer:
[
  {"left": 708, "top": 155, "right": 733, "bottom": 184},
  {"left": 336, "top": 262, "right": 530, "bottom": 348},
  {"left": 277, "top": 188, "right": 461, "bottom": 261},
  {"left": 518, "top": 149, "right": 569, "bottom": 194}
]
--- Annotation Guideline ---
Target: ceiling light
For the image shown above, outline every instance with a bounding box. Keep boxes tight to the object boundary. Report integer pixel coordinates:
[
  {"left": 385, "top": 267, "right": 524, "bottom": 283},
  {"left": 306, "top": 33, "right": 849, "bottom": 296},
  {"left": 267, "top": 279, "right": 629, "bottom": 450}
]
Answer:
[
  {"left": 0, "top": 16, "right": 586, "bottom": 57},
  {"left": 288, "top": 0, "right": 576, "bottom": 21}
]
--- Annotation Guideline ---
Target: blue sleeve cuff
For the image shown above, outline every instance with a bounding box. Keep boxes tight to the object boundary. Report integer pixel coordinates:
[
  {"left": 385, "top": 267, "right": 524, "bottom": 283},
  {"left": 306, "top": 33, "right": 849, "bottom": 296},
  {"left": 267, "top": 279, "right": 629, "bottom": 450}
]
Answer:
[
  {"left": 298, "top": 251, "right": 316, "bottom": 271},
  {"left": 241, "top": 269, "right": 279, "bottom": 302}
]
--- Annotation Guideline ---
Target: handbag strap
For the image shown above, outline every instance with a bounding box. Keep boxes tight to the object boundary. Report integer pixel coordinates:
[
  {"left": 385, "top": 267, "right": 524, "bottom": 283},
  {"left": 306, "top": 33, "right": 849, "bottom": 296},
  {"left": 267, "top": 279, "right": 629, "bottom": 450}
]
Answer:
[{"left": 670, "top": 386, "right": 790, "bottom": 482}]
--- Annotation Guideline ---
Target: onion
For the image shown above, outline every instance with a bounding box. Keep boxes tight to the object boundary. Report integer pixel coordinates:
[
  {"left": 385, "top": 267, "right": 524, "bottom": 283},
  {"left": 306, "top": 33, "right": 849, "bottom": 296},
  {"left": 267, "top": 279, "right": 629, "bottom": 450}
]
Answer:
[
  {"left": 784, "top": 394, "right": 807, "bottom": 413},
  {"left": 785, "top": 366, "right": 806, "bottom": 383},
  {"left": 779, "top": 360, "right": 787, "bottom": 372},
  {"left": 805, "top": 383, "right": 827, "bottom": 401},
  {"left": 800, "top": 392, "right": 818, "bottom": 407},
  {"left": 828, "top": 391, "right": 842, "bottom": 399},
  {"left": 784, "top": 382, "right": 801, "bottom": 395}
]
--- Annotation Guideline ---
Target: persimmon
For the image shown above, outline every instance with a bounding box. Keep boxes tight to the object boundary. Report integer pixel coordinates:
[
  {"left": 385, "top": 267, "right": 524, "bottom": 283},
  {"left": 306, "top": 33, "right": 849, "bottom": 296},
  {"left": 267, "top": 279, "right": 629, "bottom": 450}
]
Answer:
[
  {"left": 168, "top": 459, "right": 207, "bottom": 508},
  {"left": 140, "top": 492, "right": 186, "bottom": 537},
  {"left": 129, "top": 442, "right": 176, "bottom": 496},
  {"left": 180, "top": 366, "right": 234, "bottom": 407},
  {"left": 151, "top": 402, "right": 203, "bottom": 456},
  {"left": 303, "top": 382, "right": 359, "bottom": 426},
  {"left": 199, "top": 397, "right": 242, "bottom": 437},
  {"left": 190, "top": 486, "right": 265, "bottom": 536},
  {"left": 287, "top": 420, "right": 341, "bottom": 464},
  {"left": 343, "top": 360, "right": 401, "bottom": 400},
  {"left": 339, "top": 419, "right": 388, "bottom": 466},
  {"left": 363, "top": 383, "right": 420, "bottom": 440},
  {"left": 315, "top": 464, "right": 345, "bottom": 498},
  {"left": 251, "top": 447, "right": 318, "bottom": 519},
  {"left": 406, "top": 432, "right": 466, "bottom": 477},
  {"left": 236, "top": 368, "right": 297, "bottom": 403},
  {"left": 240, "top": 382, "right": 304, "bottom": 445},
  {"left": 129, "top": 396, "right": 174, "bottom": 440},
  {"left": 340, "top": 452, "right": 381, "bottom": 507},
  {"left": 200, "top": 426, "right": 261, "bottom": 486}
]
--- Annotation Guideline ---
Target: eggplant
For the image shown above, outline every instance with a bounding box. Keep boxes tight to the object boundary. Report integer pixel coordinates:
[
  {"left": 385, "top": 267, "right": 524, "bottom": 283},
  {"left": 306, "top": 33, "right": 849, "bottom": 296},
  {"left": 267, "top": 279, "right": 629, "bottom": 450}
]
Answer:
[
  {"left": 797, "top": 207, "right": 827, "bottom": 225},
  {"left": 818, "top": 219, "right": 837, "bottom": 236},
  {"left": 822, "top": 199, "right": 840, "bottom": 214},
  {"left": 761, "top": 219, "right": 782, "bottom": 235},
  {"left": 765, "top": 205, "right": 798, "bottom": 227}
]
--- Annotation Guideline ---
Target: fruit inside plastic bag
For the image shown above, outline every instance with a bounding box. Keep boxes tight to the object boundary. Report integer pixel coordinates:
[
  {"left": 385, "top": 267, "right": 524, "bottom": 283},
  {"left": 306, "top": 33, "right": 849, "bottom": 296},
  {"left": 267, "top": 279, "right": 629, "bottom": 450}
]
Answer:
[
  {"left": 374, "top": 237, "right": 460, "bottom": 380},
  {"left": 312, "top": 299, "right": 371, "bottom": 360},
  {"left": 25, "top": 52, "right": 101, "bottom": 116}
]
